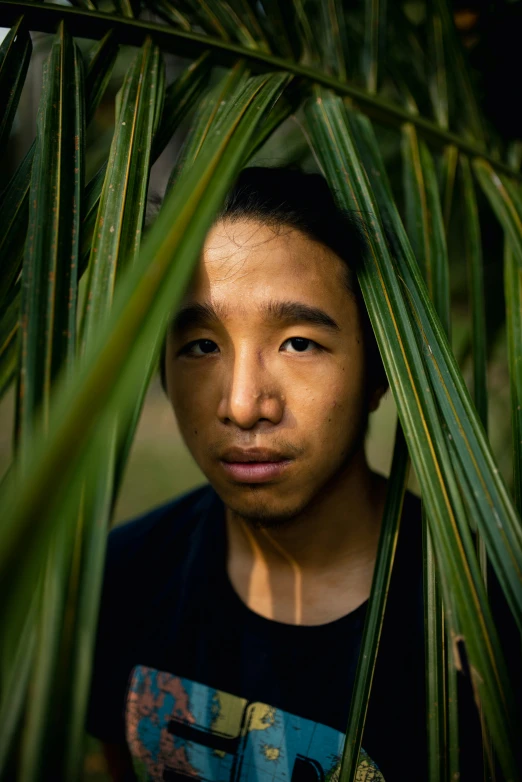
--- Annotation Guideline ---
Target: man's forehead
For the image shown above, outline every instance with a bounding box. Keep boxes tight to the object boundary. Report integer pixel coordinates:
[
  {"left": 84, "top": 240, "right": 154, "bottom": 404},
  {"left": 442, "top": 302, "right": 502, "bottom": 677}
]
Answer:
[
  {"left": 203, "top": 219, "right": 293, "bottom": 258},
  {"left": 195, "top": 219, "right": 348, "bottom": 290}
]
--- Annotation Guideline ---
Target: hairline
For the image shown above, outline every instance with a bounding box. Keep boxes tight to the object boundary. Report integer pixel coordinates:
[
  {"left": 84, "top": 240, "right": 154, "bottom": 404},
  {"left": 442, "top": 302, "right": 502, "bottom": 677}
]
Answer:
[{"left": 213, "top": 213, "right": 359, "bottom": 300}]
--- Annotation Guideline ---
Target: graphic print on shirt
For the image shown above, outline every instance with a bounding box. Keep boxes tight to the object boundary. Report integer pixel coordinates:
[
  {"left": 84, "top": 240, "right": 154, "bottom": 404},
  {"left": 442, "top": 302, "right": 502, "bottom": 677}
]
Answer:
[{"left": 126, "top": 664, "right": 385, "bottom": 782}]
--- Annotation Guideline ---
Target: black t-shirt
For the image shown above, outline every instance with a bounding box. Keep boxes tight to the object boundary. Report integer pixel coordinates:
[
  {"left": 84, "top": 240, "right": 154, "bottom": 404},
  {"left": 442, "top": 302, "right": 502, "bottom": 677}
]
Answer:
[{"left": 87, "top": 484, "right": 482, "bottom": 781}]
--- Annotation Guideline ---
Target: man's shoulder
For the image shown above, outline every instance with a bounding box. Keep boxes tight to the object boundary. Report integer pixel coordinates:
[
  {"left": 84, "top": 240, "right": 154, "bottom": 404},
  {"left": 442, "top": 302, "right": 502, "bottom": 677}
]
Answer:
[{"left": 105, "top": 483, "right": 220, "bottom": 572}]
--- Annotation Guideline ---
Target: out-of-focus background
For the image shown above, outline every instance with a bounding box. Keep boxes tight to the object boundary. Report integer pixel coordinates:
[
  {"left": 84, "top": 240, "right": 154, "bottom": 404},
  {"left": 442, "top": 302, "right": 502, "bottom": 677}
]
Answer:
[{"left": 0, "top": 0, "right": 519, "bottom": 776}]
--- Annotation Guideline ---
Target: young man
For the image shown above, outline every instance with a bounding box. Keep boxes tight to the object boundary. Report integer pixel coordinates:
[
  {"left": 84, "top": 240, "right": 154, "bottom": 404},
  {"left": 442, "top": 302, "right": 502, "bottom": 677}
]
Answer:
[{"left": 87, "top": 168, "right": 479, "bottom": 781}]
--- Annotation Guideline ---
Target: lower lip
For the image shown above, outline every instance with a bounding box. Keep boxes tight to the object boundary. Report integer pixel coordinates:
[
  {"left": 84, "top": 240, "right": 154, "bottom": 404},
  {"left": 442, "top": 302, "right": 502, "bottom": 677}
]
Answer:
[{"left": 220, "top": 460, "right": 291, "bottom": 483}]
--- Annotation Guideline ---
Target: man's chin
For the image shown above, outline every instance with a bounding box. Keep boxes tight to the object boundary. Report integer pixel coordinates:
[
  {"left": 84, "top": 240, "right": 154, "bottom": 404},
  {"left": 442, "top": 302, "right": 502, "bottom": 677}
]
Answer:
[{"left": 219, "top": 486, "right": 306, "bottom": 529}]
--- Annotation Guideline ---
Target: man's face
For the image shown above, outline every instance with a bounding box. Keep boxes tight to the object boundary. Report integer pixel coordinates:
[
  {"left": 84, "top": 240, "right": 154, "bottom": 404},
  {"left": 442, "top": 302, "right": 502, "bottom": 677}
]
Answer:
[{"left": 166, "top": 219, "right": 378, "bottom": 525}]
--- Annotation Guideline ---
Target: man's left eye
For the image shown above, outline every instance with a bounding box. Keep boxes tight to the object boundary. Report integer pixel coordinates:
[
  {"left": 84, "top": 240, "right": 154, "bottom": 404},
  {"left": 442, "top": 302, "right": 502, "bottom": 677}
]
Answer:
[
  {"left": 179, "top": 339, "right": 219, "bottom": 357},
  {"left": 280, "top": 337, "right": 318, "bottom": 353}
]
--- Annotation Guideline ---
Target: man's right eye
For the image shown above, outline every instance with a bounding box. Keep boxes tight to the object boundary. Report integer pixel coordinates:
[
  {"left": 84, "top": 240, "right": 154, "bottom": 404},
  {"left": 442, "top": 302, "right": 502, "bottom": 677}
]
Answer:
[{"left": 178, "top": 339, "right": 219, "bottom": 357}]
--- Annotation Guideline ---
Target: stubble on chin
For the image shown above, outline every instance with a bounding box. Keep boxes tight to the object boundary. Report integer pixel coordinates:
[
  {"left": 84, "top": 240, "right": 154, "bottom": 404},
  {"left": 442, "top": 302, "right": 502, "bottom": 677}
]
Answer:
[{"left": 225, "top": 486, "right": 307, "bottom": 531}]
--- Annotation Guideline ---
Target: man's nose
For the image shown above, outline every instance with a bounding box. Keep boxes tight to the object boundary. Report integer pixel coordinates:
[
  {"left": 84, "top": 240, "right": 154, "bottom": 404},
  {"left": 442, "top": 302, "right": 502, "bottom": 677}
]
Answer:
[{"left": 217, "top": 347, "right": 284, "bottom": 429}]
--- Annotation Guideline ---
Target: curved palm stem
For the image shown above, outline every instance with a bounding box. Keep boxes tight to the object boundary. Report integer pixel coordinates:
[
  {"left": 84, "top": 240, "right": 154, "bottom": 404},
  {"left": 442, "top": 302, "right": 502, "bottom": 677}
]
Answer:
[{"left": 0, "top": 0, "right": 520, "bottom": 179}]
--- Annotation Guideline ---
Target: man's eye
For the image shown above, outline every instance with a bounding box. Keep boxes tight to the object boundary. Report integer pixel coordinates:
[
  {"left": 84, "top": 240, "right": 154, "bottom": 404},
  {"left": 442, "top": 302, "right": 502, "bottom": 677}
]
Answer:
[
  {"left": 280, "top": 337, "right": 318, "bottom": 353},
  {"left": 179, "top": 339, "right": 219, "bottom": 357}
]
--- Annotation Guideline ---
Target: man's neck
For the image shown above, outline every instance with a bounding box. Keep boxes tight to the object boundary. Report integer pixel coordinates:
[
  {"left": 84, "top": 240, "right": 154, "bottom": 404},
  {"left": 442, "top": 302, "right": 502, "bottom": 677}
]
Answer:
[{"left": 225, "top": 449, "right": 388, "bottom": 625}]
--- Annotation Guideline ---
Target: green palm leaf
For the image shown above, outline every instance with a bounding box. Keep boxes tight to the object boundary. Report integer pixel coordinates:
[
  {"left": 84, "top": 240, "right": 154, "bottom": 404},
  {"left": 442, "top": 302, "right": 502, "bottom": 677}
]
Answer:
[
  {"left": 0, "top": 32, "right": 119, "bottom": 397},
  {"left": 1, "top": 24, "right": 85, "bottom": 779},
  {"left": 402, "top": 119, "right": 451, "bottom": 782},
  {"left": 0, "top": 66, "right": 291, "bottom": 632},
  {"left": 0, "top": 16, "right": 32, "bottom": 149},
  {"left": 345, "top": 112, "right": 522, "bottom": 633},
  {"left": 339, "top": 425, "right": 409, "bottom": 782},
  {"left": 0, "top": 2, "right": 521, "bottom": 779},
  {"left": 1, "top": 0, "right": 519, "bottom": 176},
  {"left": 16, "top": 21, "right": 84, "bottom": 453},
  {"left": 305, "top": 89, "right": 520, "bottom": 779},
  {"left": 80, "top": 37, "right": 163, "bottom": 348},
  {"left": 473, "top": 158, "right": 522, "bottom": 518}
]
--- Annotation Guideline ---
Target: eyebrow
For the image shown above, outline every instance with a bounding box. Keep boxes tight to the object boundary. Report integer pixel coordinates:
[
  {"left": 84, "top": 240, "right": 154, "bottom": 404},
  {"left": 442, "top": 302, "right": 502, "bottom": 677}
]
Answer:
[
  {"left": 171, "top": 302, "right": 221, "bottom": 332},
  {"left": 171, "top": 299, "right": 340, "bottom": 333},
  {"left": 265, "top": 300, "right": 340, "bottom": 331}
]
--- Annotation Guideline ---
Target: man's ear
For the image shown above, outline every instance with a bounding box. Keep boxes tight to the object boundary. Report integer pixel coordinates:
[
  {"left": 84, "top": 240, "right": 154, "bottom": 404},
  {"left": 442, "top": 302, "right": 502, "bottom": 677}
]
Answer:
[{"left": 368, "top": 384, "right": 388, "bottom": 413}]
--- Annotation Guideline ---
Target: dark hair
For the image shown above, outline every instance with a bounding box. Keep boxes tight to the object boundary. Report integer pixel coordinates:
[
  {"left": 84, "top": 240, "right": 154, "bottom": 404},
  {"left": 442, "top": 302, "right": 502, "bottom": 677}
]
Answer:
[{"left": 159, "top": 166, "right": 388, "bottom": 397}]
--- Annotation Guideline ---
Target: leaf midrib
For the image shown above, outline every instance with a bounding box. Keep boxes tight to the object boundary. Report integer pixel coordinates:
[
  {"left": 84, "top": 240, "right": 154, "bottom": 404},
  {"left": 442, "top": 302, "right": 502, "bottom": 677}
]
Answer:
[{"left": 1, "top": 0, "right": 520, "bottom": 180}]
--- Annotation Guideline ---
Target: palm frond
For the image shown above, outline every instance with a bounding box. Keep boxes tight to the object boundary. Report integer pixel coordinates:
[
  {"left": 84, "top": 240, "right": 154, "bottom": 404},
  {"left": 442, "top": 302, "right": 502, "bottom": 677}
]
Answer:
[{"left": 0, "top": 2, "right": 521, "bottom": 779}]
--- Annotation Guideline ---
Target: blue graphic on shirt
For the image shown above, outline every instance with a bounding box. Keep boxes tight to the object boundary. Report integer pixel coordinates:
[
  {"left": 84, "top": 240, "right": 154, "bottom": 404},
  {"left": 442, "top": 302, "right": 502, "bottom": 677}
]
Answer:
[{"left": 126, "top": 665, "right": 384, "bottom": 781}]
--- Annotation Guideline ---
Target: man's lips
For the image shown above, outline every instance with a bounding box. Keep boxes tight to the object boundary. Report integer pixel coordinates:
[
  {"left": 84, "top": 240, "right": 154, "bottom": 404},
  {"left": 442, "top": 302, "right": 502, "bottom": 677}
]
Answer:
[{"left": 219, "top": 448, "right": 292, "bottom": 484}]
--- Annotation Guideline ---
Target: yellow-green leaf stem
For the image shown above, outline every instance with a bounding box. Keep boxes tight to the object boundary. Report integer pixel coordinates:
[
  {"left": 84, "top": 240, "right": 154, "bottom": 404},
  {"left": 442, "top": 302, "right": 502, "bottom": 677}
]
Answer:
[
  {"left": 305, "top": 91, "right": 520, "bottom": 779},
  {"left": 438, "top": 141, "right": 460, "bottom": 782},
  {"left": 0, "top": 16, "right": 32, "bottom": 149},
  {"left": 461, "top": 157, "right": 488, "bottom": 431},
  {"left": 423, "top": 517, "right": 448, "bottom": 782},
  {"left": 504, "top": 240, "right": 522, "bottom": 516},
  {"left": 339, "top": 424, "right": 409, "bottom": 782},
  {"left": 402, "top": 117, "right": 451, "bottom": 782},
  {"left": 446, "top": 621, "right": 460, "bottom": 781}
]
